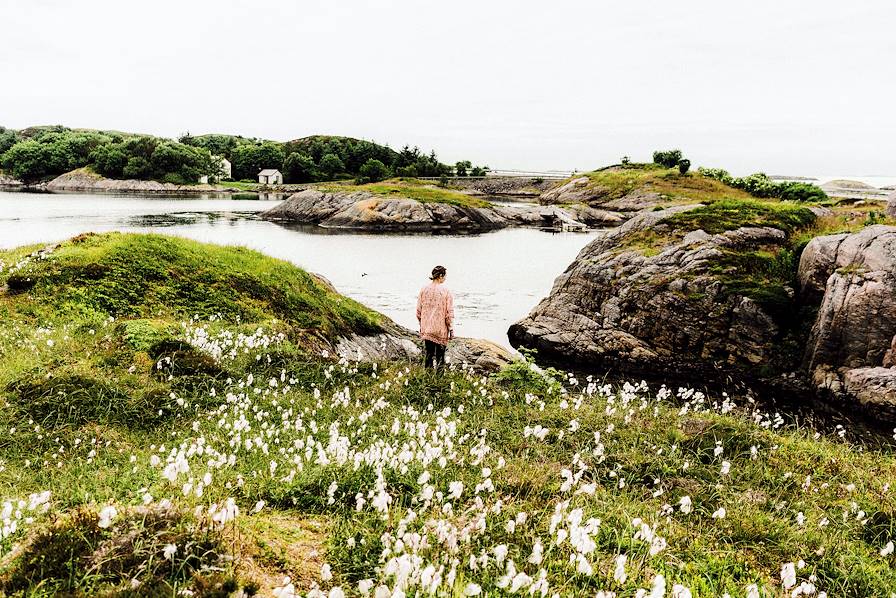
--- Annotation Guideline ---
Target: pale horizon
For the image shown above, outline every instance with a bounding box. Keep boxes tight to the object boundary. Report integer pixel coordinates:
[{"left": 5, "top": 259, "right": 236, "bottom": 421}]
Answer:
[{"left": 2, "top": 0, "right": 895, "bottom": 176}]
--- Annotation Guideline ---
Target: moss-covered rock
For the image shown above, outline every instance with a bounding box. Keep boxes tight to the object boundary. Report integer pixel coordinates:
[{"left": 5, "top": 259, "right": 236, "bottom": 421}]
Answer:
[{"left": 510, "top": 200, "right": 820, "bottom": 392}]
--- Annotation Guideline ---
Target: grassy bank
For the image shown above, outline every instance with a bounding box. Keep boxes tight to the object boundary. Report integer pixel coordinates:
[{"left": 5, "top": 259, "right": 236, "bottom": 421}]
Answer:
[
  {"left": 318, "top": 178, "right": 492, "bottom": 209},
  {"left": 0, "top": 233, "right": 894, "bottom": 596}
]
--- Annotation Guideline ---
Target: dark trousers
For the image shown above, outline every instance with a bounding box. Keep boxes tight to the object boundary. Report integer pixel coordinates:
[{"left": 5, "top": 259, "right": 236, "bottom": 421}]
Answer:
[{"left": 424, "top": 340, "right": 446, "bottom": 370}]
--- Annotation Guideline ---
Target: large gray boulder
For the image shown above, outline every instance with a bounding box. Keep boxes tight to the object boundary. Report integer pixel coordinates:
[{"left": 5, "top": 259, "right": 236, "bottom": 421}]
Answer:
[
  {"left": 886, "top": 190, "right": 896, "bottom": 218},
  {"left": 798, "top": 225, "right": 896, "bottom": 418},
  {"left": 261, "top": 189, "right": 360, "bottom": 222},
  {"left": 508, "top": 206, "right": 793, "bottom": 380}
]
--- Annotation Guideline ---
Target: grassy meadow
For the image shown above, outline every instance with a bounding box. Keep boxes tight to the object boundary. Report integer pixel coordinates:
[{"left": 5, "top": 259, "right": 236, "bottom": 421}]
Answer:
[{"left": 0, "top": 232, "right": 894, "bottom": 596}]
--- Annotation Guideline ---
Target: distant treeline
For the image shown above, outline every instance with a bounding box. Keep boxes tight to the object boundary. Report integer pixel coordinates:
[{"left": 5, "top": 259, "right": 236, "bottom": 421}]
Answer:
[
  {"left": 0, "top": 125, "right": 488, "bottom": 185},
  {"left": 179, "top": 133, "right": 488, "bottom": 183}
]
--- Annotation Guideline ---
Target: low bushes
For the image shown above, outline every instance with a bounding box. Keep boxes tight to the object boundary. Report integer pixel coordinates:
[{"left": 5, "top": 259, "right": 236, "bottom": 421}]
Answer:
[{"left": 699, "top": 167, "right": 828, "bottom": 202}]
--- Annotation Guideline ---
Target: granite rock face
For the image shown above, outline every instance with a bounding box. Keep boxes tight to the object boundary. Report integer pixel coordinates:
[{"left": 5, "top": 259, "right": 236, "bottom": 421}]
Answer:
[
  {"left": 262, "top": 188, "right": 610, "bottom": 232},
  {"left": 538, "top": 174, "right": 663, "bottom": 212},
  {"left": 798, "top": 226, "right": 896, "bottom": 418},
  {"left": 886, "top": 191, "right": 896, "bottom": 218},
  {"left": 511, "top": 208, "right": 896, "bottom": 420},
  {"left": 508, "top": 206, "right": 791, "bottom": 381}
]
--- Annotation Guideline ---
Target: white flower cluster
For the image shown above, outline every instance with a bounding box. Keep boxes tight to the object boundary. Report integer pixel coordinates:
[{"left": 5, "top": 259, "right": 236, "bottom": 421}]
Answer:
[
  {"left": 179, "top": 320, "right": 286, "bottom": 363},
  {"left": 0, "top": 491, "right": 51, "bottom": 547}
]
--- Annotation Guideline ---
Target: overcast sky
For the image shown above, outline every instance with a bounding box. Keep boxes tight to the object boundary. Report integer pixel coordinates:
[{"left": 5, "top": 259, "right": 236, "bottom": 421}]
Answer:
[{"left": 2, "top": 0, "right": 894, "bottom": 175}]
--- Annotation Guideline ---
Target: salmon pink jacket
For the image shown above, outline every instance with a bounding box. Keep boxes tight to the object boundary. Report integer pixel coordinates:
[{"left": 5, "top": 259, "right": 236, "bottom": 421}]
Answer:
[{"left": 416, "top": 282, "right": 454, "bottom": 345}]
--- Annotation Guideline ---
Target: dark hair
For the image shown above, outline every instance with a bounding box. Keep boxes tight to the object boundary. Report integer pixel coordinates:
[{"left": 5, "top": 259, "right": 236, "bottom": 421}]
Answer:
[{"left": 430, "top": 265, "right": 447, "bottom": 280}]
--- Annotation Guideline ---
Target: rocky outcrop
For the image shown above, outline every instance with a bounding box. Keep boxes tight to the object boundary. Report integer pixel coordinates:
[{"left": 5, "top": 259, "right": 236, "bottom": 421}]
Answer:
[
  {"left": 886, "top": 191, "right": 896, "bottom": 218},
  {"left": 508, "top": 206, "right": 796, "bottom": 381},
  {"left": 798, "top": 226, "right": 896, "bottom": 419},
  {"left": 262, "top": 188, "right": 607, "bottom": 232},
  {"left": 539, "top": 177, "right": 595, "bottom": 205},
  {"left": 509, "top": 213, "right": 896, "bottom": 421},
  {"left": 538, "top": 173, "right": 663, "bottom": 212},
  {"left": 45, "top": 169, "right": 232, "bottom": 194},
  {"left": 448, "top": 176, "right": 556, "bottom": 197},
  {"left": 336, "top": 318, "right": 513, "bottom": 373},
  {"left": 0, "top": 173, "right": 22, "bottom": 187}
]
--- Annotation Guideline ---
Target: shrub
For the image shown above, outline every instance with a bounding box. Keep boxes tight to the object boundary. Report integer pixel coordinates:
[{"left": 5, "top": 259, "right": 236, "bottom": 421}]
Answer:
[
  {"left": 161, "top": 172, "right": 188, "bottom": 185},
  {"left": 0, "top": 126, "right": 20, "bottom": 155},
  {"left": 698, "top": 167, "right": 828, "bottom": 202},
  {"left": 319, "top": 153, "right": 345, "bottom": 180},
  {"left": 122, "top": 156, "right": 152, "bottom": 179},
  {"left": 283, "top": 152, "right": 319, "bottom": 183},
  {"left": 91, "top": 144, "right": 128, "bottom": 178},
  {"left": 357, "top": 158, "right": 391, "bottom": 183},
  {"left": 1, "top": 131, "right": 108, "bottom": 181},
  {"left": 653, "top": 149, "right": 683, "bottom": 168},
  {"left": 494, "top": 348, "right": 563, "bottom": 396}
]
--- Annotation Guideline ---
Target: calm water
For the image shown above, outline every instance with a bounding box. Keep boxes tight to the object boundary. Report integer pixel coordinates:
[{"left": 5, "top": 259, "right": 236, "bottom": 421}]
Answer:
[{"left": 0, "top": 191, "right": 599, "bottom": 348}]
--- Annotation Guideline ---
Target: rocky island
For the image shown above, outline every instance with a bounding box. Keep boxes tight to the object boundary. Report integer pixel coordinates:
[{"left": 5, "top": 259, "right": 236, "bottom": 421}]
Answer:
[{"left": 261, "top": 179, "right": 622, "bottom": 231}]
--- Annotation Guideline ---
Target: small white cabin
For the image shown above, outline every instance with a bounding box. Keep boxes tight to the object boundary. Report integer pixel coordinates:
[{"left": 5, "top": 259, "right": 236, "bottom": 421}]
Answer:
[{"left": 258, "top": 169, "right": 283, "bottom": 185}]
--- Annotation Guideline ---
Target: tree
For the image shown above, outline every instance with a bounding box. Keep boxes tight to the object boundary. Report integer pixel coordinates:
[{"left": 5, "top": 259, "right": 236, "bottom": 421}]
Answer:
[
  {"left": 123, "top": 156, "right": 152, "bottom": 179},
  {"left": 231, "top": 142, "right": 285, "bottom": 181},
  {"left": 358, "top": 158, "right": 390, "bottom": 183},
  {"left": 1, "top": 140, "right": 50, "bottom": 181},
  {"left": 455, "top": 160, "right": 472, "bottom": 177},
  {"left": 319, "top": 153, "right": 345, "bottom": 180},
  {"left": 283, "top": 152, "right": 318, "bottom": 183},
  {"left": 653, "top": 149, "right": 684, "bottom": 168},
  {"left": 0, "top": 127, "right": 19, "bottom": 155},
  {"left": 91, "top": 144, "right": 129, "bottom": 178},
  {"left": 470, "top": 165, "right": 490, "bottom": 177}
]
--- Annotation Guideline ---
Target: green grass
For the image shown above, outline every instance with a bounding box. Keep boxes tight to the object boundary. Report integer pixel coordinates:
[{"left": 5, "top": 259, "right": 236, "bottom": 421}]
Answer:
[
  {"left": 218, "top": 180, "right": 259, "bottom": 191},
  {"left": 319, "top": 178, "right": 492, "bottom": 208},
  {"left": 561, "top": 164, "right": 754, "bottom": 205},
  {"left": 0, "top": 232, "right": 381, "bottom": 433},
  {"left": 1, "top": 232, "right": 379, "bottom": 337},
  {"left": 664, "top": 199, "right": 817, "bottom": 236},
  {"left": 0, "top": 234, "right": 894, "bottom": 596}
]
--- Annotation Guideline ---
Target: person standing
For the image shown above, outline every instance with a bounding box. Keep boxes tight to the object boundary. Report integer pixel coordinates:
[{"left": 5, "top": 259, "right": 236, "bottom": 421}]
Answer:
[{"left": 416, "top": 265, "right": 454, "bottom": 370}]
